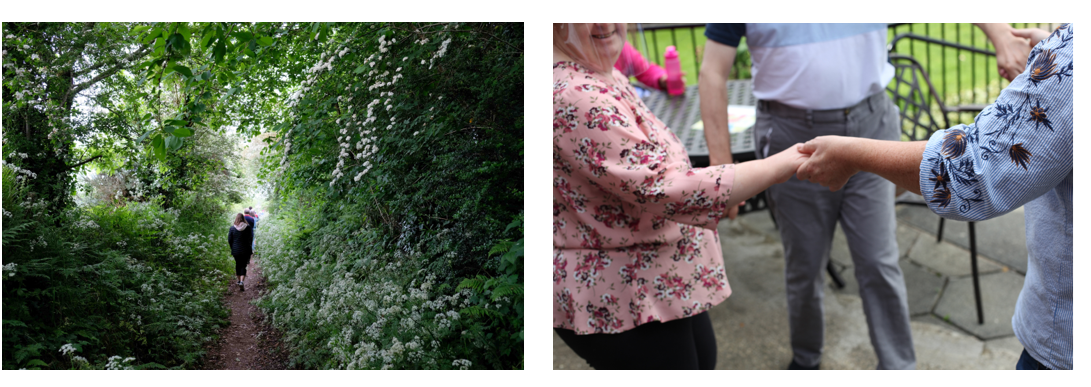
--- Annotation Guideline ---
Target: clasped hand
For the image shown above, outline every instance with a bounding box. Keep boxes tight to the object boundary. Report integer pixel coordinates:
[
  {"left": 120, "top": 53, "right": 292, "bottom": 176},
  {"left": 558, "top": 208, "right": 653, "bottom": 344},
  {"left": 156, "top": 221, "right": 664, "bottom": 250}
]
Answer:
[
  {"left": 758, "top": 137, "right": 861, "bottom": 192},
  {"left": 793, "top": 136, "right": 858, "bottom": 192}
]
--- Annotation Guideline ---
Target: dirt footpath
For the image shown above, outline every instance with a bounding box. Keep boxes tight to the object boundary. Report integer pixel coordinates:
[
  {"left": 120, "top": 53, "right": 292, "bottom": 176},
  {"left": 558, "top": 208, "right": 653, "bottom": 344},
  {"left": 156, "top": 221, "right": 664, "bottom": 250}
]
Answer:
[{"left": 203, "top": 255, "right": 291, "bottom": 370}]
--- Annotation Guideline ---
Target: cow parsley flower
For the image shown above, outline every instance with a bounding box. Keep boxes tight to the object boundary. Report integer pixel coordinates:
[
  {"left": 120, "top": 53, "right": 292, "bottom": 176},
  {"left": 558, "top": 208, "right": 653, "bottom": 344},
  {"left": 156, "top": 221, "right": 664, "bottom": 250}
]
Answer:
[{"left": 452, "top": 359, "right": 471, "bottom": 370}]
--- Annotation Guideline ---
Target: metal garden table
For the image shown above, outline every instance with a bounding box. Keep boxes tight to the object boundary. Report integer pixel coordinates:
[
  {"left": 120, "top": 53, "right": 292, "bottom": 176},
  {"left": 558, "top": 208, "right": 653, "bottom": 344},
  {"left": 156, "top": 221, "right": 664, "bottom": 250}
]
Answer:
[{"left": 639, "top": 80, "right": 758, "bottom": 166}]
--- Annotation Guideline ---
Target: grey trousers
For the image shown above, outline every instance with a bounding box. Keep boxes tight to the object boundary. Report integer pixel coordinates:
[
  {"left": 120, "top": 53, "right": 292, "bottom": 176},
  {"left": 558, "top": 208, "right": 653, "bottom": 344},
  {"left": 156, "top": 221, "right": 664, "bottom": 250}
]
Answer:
[{"left": 754, "top": 92, "right": 916, "bottom": 370}]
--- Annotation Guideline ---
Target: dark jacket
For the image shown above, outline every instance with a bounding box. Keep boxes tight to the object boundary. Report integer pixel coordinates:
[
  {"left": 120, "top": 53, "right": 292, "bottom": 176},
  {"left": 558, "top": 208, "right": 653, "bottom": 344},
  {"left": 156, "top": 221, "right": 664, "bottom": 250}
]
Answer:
[{"left": 227, "top": 217, "right": 255, "bottom": 258}]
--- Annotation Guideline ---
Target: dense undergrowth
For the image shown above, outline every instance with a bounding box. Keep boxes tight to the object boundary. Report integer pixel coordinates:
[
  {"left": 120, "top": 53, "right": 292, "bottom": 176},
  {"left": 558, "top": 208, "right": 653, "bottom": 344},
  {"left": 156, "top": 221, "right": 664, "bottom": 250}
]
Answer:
[
  {"left": 2, "top": 167, "right": 235, "bottom": 370},
  {"left": 255, "top": 23, "right": 524, "bottom": 369}
]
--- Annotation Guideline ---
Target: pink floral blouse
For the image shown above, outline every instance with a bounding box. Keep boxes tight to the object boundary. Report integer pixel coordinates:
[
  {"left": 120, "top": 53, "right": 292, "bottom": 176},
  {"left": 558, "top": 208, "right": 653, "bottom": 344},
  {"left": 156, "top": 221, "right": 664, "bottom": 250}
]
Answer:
[{"left": 553, "top": 61, "right": 736, "bottom": 335}]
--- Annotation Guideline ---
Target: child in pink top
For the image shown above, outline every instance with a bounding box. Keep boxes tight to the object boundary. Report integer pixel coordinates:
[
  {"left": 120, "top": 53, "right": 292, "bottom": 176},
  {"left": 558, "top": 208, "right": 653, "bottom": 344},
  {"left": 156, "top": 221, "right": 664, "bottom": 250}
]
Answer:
[{"left": 614, "top": 41, "right": 671, "bottom": 91}]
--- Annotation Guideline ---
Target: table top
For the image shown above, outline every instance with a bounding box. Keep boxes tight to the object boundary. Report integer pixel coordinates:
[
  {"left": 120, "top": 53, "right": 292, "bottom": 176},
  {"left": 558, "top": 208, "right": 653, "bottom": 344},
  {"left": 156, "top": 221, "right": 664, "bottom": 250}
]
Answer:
[{"left": 639, "top": 80, "right": 757, "bottom": 165}]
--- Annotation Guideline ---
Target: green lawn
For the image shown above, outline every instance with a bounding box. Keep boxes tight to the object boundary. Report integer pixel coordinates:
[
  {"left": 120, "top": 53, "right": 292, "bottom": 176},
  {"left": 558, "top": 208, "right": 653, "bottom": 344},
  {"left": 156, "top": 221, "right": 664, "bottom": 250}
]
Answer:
[{"left": 627, "top": 23, "right": 1057, "bottom": 125}]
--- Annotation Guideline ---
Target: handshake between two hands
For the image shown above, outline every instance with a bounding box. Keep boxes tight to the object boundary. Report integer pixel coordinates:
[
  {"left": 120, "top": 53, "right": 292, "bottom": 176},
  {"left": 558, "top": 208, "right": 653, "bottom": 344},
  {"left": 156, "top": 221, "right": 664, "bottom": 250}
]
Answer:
[{"left": 765, "top": 136, "right": 861, "bottom": 192}]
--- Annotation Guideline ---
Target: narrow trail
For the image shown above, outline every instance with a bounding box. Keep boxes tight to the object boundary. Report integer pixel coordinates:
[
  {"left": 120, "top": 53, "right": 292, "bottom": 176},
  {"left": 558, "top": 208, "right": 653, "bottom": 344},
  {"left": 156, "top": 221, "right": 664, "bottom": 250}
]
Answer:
[{"left": 203, "top": 254, "right": 291, "bottom": 370}]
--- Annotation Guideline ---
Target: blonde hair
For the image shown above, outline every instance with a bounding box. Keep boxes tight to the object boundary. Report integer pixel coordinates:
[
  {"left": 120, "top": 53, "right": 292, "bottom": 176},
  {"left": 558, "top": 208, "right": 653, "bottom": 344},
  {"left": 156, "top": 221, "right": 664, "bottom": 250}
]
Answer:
[{"left": 233, "top": 213, "right": 245, "bottom": 226}]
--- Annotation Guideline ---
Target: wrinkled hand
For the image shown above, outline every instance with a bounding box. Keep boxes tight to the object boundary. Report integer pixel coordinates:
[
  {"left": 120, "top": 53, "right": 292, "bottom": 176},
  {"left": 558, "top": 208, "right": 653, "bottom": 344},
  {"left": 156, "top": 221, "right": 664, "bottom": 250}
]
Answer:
[
  {"left": 795, "top": 136, "right": 859, "bottom": 191},
  {"left": 992, "top": 26, "right": 1033, "bottom": 81},
  {"left": 1012, "top": 28, "right": 1051, "bottom": 50}
]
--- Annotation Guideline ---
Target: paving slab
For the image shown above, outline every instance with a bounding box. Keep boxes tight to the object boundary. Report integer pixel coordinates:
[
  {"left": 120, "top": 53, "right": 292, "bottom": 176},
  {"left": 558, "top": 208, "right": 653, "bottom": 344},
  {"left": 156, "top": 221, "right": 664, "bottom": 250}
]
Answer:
[
  {"left": 896, "top": 204, "right": 1028, "bottom": 273},
  {"left": 826, "top": 256, "right": 943, "bottom": 318},
  {"left": 896, "top": 222, "right": 921, "bottom": 259},
  {"left": 711, "top": 214, "right": 795, "bottom": 369},
  {"left": 906, "top": 232, "right": 1004, "bottom": 277},
  {"left": 933, "top": 271, "right": 1025, "bottom": 340},
  {"left": 900, "top": 260, "right": 946, "bottom": 317},
  {"left": 909, "top": 315, "right": 1021, "bottom": 369},
  {"left": 552, "top": 330, "right": 591, "bottom": 370}
]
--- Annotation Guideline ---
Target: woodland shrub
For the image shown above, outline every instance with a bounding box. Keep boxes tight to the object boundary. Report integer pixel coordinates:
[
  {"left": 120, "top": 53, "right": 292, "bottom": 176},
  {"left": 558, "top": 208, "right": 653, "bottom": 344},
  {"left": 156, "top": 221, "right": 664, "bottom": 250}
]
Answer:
[{"left": 2, "top": 166, "right": 235, "bottom": 369}]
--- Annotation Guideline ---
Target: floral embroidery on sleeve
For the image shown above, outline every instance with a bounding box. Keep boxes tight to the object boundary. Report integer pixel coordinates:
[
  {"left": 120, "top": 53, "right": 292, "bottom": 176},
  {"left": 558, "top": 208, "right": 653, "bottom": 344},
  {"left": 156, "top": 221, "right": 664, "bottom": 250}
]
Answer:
[{"left": 921, "top": 24, "right": 1073, "bottom": 221}]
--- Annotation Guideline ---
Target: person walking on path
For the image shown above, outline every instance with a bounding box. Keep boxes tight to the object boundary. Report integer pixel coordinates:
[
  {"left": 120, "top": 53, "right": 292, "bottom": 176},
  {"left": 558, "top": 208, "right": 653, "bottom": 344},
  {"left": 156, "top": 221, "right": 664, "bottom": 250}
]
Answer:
[
  {"left": 245, "top": 208, "right": 258, "bottom": 251},
  {"left": 228, "top": 213, "right": 255, "bottom": 291}
]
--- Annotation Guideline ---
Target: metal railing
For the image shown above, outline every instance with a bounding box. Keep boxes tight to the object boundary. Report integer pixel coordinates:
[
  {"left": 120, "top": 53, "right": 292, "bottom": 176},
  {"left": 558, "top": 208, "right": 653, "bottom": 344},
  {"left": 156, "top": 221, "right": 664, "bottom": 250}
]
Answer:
[{"left": 627, "top": 23, "right": 1058, "bottom": 126}]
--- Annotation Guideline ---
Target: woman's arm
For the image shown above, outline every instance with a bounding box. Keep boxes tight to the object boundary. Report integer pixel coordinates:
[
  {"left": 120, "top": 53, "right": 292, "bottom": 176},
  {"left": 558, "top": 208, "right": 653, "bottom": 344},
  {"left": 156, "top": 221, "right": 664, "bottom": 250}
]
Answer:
[
  {"left": 554, "top": 74, "right": 804, "bottom": 228},
  {"left": 796, "top": 137, "right": 926, "bottom": 194},
  {"left": 731, "top": 145, "right": 810, "bottom": 202}
]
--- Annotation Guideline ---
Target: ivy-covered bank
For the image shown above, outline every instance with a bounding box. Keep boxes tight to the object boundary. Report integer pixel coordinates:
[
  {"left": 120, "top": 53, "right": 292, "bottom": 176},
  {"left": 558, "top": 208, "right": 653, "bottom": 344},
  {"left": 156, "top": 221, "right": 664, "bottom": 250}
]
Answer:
[{"left": 253, "top": 23, "right": 523, "bottom": 370}]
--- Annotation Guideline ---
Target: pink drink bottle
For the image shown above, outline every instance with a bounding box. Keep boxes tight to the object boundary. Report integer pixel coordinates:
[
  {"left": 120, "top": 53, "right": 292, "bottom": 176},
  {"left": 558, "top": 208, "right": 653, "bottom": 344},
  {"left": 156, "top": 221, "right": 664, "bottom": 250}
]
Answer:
[{"left": 664, "top": 46, "right": 684, "bottom": 96}]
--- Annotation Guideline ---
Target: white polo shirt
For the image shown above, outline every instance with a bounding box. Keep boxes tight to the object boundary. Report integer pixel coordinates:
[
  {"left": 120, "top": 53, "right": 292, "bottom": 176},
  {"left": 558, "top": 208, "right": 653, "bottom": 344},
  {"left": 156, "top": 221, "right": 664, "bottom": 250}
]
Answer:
[{"left": 706, "top": 23, "right": 894, "bottom": 110}]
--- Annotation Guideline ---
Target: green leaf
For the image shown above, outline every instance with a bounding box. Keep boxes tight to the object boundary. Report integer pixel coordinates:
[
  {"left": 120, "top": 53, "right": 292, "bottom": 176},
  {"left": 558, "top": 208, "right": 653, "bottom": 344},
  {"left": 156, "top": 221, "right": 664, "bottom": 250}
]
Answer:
[
  {"left": 231, "top": 31, "right": 253, "bottom": 43},
  {"left": 178, "top": 24, "right": 192, "bottom": 42},
  {"left": 165, "top": 119, "right": 188, "bottom": 127},
  {"left": 142, "top": 27, "right": 162, "bottom": 44},
  {"left": 173, "top": 128, "right": 193, "bottom": 137},
  {"left": 171, "top": 65, "right": 193, "bottom": 78},
  {"left": 167, "top": 33, "right": 185, "bottom": 49},
  {"left": 150, "top": 134, "right": 166, "bottom": 161},
  {"left": 26, "top": 359, "right": 49, "bottom": 367},
  {"left": 166, "top": 136, "right": 183, "bottom": 151},
  {"left": 136, "top": 129, "right": 155, "bottom": 144},
  {"left": 201, "top": 34, "right": 215, "bottom": 50},
  {"left": 2, "top": 319, "right": 28, "bottom": 328},
  {"left": 258, "top": 36, "right": 273, "bottom": 46},
  {"left": 154, "top": 143, "right": 166, "bottom": 161},
  {"left": 213, "top": 40, "right": 227, "bottom": 63},
  {"left": 354, "top": 65, "right": 366, "bottom": 74}
]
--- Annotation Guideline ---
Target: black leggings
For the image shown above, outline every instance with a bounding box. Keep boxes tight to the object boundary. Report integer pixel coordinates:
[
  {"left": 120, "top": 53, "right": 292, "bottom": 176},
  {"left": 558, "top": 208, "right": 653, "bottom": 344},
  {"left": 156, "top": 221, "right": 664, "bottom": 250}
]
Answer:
[
  {"left": 555, "top": 311, "right": 716, "bottom": 370},
  {"left": 233, "top": 254, "right": 250, "bottom": 277}
]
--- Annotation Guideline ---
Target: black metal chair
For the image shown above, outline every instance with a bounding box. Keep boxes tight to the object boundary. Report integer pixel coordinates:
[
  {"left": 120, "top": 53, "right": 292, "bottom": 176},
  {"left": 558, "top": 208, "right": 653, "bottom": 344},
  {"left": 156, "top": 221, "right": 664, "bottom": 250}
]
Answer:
[{"left": 886, "top": 52, "right": 986, "bottom": 325}]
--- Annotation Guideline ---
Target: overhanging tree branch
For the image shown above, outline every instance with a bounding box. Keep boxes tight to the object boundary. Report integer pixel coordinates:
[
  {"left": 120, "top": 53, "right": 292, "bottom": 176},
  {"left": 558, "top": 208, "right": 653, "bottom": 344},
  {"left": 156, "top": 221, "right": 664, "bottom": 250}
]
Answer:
[
  {"left": 64, "top": 155, "right": 103, "bottom": 171},
  {"left": 67, "top": 45, "right": 152, "bottom": 105}
]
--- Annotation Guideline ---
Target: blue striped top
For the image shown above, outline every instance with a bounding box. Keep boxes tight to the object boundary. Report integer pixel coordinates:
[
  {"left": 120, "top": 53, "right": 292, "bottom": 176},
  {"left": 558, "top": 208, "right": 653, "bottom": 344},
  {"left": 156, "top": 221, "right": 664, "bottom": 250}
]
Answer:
[{"left": 919, "top": 24, "right": 1073, "bottom": 370}]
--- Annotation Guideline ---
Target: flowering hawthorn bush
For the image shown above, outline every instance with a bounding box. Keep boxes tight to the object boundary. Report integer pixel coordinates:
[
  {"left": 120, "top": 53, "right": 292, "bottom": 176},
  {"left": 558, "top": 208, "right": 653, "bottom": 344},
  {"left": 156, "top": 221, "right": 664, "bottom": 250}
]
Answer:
[{"left": 255, "top": 23, "right": 523, "bottom": 369}]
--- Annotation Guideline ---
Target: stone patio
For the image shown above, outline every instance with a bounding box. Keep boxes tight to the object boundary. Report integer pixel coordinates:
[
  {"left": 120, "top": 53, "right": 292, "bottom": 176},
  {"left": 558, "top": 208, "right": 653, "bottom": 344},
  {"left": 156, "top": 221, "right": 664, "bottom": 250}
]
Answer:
[{"left": 553, "top": 199, "right": 1029, "bottom": 370}]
